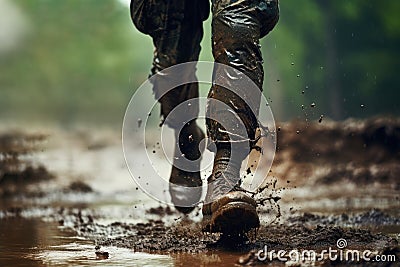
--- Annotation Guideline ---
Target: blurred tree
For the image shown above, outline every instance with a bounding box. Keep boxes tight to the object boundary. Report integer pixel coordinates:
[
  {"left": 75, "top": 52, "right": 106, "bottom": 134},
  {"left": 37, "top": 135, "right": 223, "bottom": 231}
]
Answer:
[
  {"left": 0, "top": 0, "right": 152, "bottom": 125},
  {"left": 263, "top": 0, "right": 400, "bottom": 121},
  {"left": 0, "top": 0, "right": 399, "bottom": 125}
]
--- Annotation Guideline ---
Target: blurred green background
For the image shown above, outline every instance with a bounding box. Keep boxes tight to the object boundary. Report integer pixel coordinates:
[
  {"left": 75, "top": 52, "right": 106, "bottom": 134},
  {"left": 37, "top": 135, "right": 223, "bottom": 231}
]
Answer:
[{"left": 0, "top": 0, "right": 399, "bottom": 127}]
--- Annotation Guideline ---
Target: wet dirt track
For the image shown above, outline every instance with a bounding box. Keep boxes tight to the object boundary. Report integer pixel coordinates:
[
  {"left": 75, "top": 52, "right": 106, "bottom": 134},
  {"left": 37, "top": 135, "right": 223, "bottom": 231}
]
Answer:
[{"left": 1, "top": 118, "right": 399, "bottom": 266}]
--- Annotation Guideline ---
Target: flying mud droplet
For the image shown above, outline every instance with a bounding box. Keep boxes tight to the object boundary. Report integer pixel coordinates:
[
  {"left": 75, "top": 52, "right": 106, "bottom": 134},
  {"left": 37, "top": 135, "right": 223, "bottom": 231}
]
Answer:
[
  {"left": 123, "top": 61, "right": 277, "bottom": 207},
  {"left": 95, "top": 246, "right": 109, "bottom": 260},
  {"left": 301, "top": 90, "right": 305, "bottom": 94},
  {"left": 301, "top": 105, "right": 305, "bottom": 110},
  {"left": 246, "top": 167, "right": 251, "bottom": 175},
  {"left": 310, "top": 102, "right": 316, "bottom": 108},
  {"left": 297, "top": 74, "right": 300, "bottom": 78},
  {"left": 296, "top": 130, "right": 300, "bottom": 134},
  {"left": 319, "top": 115, "right": 324, "bottom": 123},
  {"left": 361, "top": 104, "right": 365, "bottom": 108},
  {"left": 291, "top": 62, "right": 295, "bottom": 66}
]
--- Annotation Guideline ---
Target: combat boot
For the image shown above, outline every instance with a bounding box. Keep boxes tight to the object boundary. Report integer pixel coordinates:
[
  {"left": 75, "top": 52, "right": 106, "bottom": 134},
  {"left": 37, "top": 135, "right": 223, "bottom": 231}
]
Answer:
[
  {"left": 202, "top": 148, "right": 259, "bottom": 234},
  {"left": 169, "top": 121, "right": 205, "bottom": 214}
]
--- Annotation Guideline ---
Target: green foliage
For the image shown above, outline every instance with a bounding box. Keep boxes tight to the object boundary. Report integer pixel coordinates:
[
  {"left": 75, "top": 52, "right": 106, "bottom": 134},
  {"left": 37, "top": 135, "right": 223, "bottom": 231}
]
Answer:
[
  {"left": 262, "top": 0, "right": 400, "bottom": 120},
  {"left": 0, "top": 0, "right": 153, "bottom": 125}
]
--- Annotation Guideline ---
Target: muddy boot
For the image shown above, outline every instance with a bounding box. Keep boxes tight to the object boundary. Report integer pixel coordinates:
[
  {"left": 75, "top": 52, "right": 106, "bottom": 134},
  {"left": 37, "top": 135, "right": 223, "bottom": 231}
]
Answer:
[
  {"left": 202, "top": 148, "right": 259, "bottom": 235},
  {"left": 169, "top": 121, "right": 205, "bottom": 214}
]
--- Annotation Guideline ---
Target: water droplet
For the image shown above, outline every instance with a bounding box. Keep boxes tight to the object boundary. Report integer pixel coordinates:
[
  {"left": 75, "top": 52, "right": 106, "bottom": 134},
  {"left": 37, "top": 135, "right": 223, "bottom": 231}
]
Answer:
[
  {"left": 137, "top": 118, "right": 142, "bottom": 128},
  {"left": 310, "top": 103, "right": 316, "bottom": 108},
  {"left": 291, "top": 62, "right": 295, "bottom": 66},
  {"left": 318, "top": 115, "right": 324, "bottom": 123},
  {"left": 301, "top": 90, "right": 305, "bottom": 94},
  {"left": 360, "top": 104, "right": 365, "bottom": 108},
  {"left": 297, "top": 74, "right": 300, "bottom": 78},
  {"left": 301, "top": 105, "right": 305, "bottom": 110},
  {"left": 296, "top": 130, "right": 300, "bottom": 134},
  {"left": 188, "top": 135, "right": 194, "bottom": 142}
]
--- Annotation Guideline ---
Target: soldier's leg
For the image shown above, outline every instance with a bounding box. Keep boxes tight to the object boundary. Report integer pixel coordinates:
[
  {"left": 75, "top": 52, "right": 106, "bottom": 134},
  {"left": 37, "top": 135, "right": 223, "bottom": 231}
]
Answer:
[
  {"left": 203, "top": 0, "right": 279, "bottom": 234},
  {"left": 131, "top": 0, "right": 210, "bottom": 213}
]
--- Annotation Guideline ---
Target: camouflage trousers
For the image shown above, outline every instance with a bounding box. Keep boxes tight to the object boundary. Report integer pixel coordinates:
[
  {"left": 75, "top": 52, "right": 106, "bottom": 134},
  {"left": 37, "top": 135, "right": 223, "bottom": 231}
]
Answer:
[{"left": 130, "top": 0, "right": 279, "bottom": 154}]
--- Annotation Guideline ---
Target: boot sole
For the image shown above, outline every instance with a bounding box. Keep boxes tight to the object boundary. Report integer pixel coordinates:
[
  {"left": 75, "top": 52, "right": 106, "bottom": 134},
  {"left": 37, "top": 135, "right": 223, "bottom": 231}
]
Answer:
[
  {"left": 169, "top": 166, "right": 202, "bottom": 214},
  {"left": 209, "top": 201, "right": 260, "bottom": 234}
]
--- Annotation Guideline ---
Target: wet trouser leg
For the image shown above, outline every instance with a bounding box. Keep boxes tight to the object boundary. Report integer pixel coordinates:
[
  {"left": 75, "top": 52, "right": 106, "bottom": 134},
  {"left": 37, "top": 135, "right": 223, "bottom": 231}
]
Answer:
[
  {"left": 131, "top": 0, "right": 210, "bottom": 128},
  {"left": 201, "top": 0, "right": 279, "bottom": 232},
  {"left": 206, "top": 0, "right": 279, "bottom": 160},
  {"left": 131, "top": 0, "right": 210, "bottom": 212}
]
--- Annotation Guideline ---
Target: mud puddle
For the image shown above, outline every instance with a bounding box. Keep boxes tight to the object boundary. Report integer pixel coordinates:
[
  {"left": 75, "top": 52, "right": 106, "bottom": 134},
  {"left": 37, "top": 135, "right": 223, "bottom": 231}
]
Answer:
[
  {"left": 0, "top": 217, "right": 174, "bottom": 267},
  {"left": 1, "top": 205, "right": 399, "bottom": 266},
  {"left": 1, "top": 119, "right": 400, "bottom": 266}
]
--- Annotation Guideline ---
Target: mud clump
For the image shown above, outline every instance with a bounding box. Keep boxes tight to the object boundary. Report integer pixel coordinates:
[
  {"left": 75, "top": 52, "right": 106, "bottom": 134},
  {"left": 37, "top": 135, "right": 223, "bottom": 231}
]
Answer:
[
  {"left": 65, "top": 181, "right": 93, "bottom": 193},
  {"left": 95, "top": 246, "right": 109, "bottom": 259}
]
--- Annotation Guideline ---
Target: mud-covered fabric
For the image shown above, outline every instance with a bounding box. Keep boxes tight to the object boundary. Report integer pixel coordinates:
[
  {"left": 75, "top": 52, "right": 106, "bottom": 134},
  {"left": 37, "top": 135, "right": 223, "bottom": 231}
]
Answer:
[
  {"left": 130, "top": 0, "right": 210, "bottom": 128},
  {"left": 130, "top": 0, "right": 279, "bottom": 151},
  {"left": 130, "top": 0, "right": 167, "bottom": 35},
  {"left": 206, "top": 0, "right": 279, "bottom": 153}
]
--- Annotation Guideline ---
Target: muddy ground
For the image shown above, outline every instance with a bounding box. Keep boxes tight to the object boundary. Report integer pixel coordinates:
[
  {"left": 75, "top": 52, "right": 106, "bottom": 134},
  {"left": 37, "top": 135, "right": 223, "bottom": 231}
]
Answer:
[{"left": 0, "top": 117, "right": 399, "bottom": 266}]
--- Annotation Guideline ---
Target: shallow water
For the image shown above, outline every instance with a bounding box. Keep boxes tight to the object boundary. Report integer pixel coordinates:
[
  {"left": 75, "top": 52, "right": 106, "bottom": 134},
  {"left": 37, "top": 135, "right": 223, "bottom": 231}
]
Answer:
[
  {"left": 0, "top": 217, "right": 171, "bottom": 267},
  {"left": 0, "top": 217, "right": 248, "bottom": 267}
]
